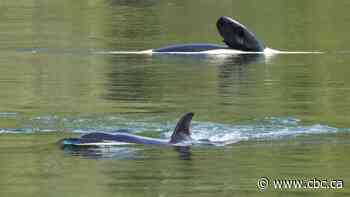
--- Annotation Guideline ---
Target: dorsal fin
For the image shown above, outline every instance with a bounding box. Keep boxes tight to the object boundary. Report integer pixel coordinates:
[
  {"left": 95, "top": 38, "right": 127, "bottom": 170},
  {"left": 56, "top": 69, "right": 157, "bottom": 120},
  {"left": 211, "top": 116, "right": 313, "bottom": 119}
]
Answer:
[{"left": 170, "top": 112, "right": 194, "bottom": 143}]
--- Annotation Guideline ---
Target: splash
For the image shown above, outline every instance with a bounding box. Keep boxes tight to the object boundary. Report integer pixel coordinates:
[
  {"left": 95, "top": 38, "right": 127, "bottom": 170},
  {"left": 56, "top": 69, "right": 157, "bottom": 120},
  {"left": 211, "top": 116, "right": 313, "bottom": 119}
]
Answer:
[{"left": 162, "top": 117, "right": 340, "bottom": 146}]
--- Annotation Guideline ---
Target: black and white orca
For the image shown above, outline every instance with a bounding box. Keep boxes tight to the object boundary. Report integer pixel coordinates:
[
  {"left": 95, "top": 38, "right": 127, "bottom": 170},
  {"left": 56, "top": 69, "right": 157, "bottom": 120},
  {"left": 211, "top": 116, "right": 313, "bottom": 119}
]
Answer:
[
  {"left": 60, "top": 112, "right": 194, "bottom": 147},
  {"left": 152, "top": 16, "right": 266, "bottom": 53},
  {"left": 103, "top": 16, "right": 320, "bottom": 55}
]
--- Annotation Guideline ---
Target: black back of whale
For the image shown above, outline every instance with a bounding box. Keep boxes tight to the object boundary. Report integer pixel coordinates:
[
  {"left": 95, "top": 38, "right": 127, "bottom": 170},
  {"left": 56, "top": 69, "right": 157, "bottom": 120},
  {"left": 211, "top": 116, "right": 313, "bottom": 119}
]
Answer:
[
  {"left": 79, "top": 132, "right": 170, "bottom": 145},
  {"left": 153, "top": 43, "right": 228, "bottom": 52},
  {"left": 153, "top": 16, "right": 265, "bottom": 52},
  {"left": 62, "top": 112, "right": 194, "bottom": 146}
]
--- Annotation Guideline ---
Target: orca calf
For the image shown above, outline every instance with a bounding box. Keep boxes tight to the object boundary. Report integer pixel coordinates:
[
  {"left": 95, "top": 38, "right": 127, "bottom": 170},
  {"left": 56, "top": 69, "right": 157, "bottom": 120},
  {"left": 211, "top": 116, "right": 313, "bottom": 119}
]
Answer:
[
  {"left": 152, "top": 16, "right": 265, "bottom": 53},
  {"left": 102, "top": 16, "right": 321, "bottom": 55},
  {"left": 61, "top": 112, "right": 194, "bottom": 147}
]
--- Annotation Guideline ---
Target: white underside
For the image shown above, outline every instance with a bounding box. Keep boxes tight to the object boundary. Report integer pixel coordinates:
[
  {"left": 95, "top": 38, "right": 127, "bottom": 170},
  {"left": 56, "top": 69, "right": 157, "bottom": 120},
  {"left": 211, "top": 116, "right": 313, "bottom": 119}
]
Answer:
[
  {"left": 97, "top": 48, "right": 323, "bottom": 55},
  {"left": 70, "top": 141, "right": 193, "bottom": 147},
  {"left": 73, "top": 141, "right": 132, "bottom": 146}
]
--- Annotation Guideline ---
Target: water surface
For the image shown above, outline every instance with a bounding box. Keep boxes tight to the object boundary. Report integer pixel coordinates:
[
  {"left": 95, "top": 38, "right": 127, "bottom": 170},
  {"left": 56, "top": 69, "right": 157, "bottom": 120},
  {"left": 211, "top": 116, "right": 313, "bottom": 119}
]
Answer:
[{"left": 1, "top": 0, "right": 350, "bottom": 196}]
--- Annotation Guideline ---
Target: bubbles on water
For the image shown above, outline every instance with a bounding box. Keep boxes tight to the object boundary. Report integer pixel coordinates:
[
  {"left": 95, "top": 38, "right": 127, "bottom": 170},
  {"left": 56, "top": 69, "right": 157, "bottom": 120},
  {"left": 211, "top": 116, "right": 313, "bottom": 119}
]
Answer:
[
  {"left": 163, "top": 118, "right": 341, "bottom": 146},
  {"left": 0, "top": 112, "right": 347, "bottom": 146},
  {"left": 0, "top": 112, "right": 17, "bottom": 117},
  {"left": 262, "top": 116, "right": 301, "bottom": 125}
]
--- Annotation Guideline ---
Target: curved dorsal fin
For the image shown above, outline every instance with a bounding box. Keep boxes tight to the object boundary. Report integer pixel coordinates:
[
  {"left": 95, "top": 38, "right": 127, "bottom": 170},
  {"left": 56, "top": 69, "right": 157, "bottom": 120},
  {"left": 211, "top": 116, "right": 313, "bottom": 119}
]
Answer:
[{"left": 170, "top": 112, "right": 194, "bottom": 143}]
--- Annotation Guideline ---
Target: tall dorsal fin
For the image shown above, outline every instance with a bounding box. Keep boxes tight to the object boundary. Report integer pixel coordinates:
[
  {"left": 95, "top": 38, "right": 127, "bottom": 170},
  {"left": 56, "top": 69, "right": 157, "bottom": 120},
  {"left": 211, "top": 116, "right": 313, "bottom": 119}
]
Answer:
[{"left": 170, "top": 112, "right": 194, "bottom": 143}]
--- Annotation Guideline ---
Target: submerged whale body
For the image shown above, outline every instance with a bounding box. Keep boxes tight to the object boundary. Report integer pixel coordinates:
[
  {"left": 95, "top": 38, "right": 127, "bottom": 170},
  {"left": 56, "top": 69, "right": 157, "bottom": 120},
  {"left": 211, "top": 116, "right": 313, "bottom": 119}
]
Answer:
[
  {"left": 61, "top": 112, "right": 194, "bottom": 147},
  {"left": 153, "top": 16, "right": 265, "bottom": 53}
]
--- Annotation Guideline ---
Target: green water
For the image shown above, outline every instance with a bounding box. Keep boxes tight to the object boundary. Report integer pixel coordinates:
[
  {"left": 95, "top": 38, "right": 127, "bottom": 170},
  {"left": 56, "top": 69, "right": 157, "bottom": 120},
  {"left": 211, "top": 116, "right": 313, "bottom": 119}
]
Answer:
[{"left": 1, "top": 0, "right": 350, "bottom": 196}]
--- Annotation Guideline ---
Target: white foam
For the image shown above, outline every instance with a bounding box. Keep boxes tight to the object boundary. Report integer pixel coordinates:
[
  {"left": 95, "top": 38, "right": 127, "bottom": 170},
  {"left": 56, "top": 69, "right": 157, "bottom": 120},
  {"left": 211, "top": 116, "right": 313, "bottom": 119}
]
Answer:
[
  {"left": 264, "top": 48, "right": 324, "bottom": 54},
  {"left": 2, "top": 115, "right": 344, "bottom": 147},
  {"left": 95, "top": 48, "right": 323, "bottom": 55},
  {"left": 163, "top": 118, "right": 341, "bottom": 146},
  {"left": 0, "top": 112, "right": 17, "bottom": 117}
]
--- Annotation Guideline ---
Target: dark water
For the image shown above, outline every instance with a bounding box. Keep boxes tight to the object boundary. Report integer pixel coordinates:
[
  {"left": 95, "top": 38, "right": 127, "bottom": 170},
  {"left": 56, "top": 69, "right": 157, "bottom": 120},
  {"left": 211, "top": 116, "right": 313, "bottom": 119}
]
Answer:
[{"left": 1, "top": 0, "right": 350, "bottom": 196}]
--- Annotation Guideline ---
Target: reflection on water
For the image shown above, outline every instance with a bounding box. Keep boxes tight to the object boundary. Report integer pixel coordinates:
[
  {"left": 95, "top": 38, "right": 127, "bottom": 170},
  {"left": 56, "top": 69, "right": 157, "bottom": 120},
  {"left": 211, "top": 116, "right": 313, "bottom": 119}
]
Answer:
[
  {"left": 62, "top": 145, "right": 143, "bottom": 160},
  {"left": 103, "top": 54, "right": 266, "bottom": 105},
  {"left": 104, "top": 55, "right": 156, "bottom": 102},
  {"left": 1, "top": 133, "right": 350, "bottom": 197},
  {"left": 62, "top": 144, "right": 192, "bottom": 160}
]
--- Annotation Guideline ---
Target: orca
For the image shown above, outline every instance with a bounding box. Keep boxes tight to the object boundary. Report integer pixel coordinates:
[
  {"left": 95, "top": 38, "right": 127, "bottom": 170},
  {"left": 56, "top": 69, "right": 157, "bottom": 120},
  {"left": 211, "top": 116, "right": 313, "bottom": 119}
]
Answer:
[
  {"left": 103, "top": 16, "right": 321, "bottom": 55},
  {"left": 152, "top": 16, "right": 265, "bottom": 53},
  {"left": 216, "top": 16, "right": 265, "bottom": 52},
  {"left": 60, "top": 112, "right": 194, "bottom": 147}
]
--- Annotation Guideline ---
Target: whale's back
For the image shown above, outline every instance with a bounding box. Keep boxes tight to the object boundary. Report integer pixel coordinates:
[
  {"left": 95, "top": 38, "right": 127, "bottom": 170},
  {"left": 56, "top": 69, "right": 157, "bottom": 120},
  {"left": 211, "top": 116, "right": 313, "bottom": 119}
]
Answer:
[{"left": 153, "top": 44, "right": 227, "bottom": 52}]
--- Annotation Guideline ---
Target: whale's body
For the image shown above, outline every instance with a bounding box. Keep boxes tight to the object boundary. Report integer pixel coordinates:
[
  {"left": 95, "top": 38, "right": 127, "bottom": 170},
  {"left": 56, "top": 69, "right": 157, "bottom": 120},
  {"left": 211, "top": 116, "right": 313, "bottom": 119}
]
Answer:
[
  {"left": 62, "top": 132, "right": 170, "bottom": 146},
  {"left": 61, "top": 112, "right": 194, "bottom": 147},
  {"left": 151, "top": 16, "right": 265, "bottom": 53},
  {"left": 153, "top": 43, "right": 229, "bottom": 52},
  {"left": 100, "top": 16, "right": 321, "bottom": 56}
]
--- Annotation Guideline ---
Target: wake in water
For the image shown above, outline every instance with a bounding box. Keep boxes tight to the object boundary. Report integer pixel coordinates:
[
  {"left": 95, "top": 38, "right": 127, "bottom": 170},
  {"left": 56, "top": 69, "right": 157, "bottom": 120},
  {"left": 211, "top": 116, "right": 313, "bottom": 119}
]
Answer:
[
  {"left": 0, "top": 114, "right": 347, "bottom": 146},
  {"left": 182, "top": 117, "right": 340, "bottom": 146},
  {"left": 2, "top": 113, "right": 348, "bottom": 159}
]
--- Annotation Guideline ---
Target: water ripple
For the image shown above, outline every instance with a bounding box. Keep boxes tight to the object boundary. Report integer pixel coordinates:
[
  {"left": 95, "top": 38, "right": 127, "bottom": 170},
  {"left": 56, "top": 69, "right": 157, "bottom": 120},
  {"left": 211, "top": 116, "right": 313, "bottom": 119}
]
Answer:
[{"left": 1, "top": 114, "right": 348, "bottom": 145}]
